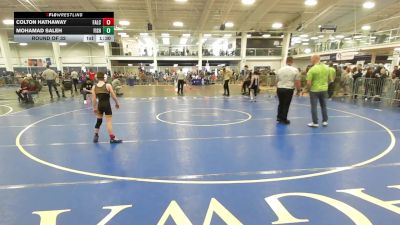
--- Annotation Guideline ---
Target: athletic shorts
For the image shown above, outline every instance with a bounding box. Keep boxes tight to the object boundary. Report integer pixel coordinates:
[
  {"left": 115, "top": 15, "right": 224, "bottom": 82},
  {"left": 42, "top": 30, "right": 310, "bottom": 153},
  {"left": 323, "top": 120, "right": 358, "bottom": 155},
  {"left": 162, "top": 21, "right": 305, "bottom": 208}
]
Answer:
[{"left": 97, "top": 105, "right": 112, "bottom": 117}]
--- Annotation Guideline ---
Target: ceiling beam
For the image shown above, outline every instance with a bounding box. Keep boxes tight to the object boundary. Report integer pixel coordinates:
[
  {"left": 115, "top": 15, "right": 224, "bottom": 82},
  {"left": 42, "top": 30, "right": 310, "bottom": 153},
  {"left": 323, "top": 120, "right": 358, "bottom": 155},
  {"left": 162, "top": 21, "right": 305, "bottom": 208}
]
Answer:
[
  {"left": 328, "top": 0, "right": 400, "bottom": 33},
  {"left": 145, "top": 0, "right": 154, "bottom": 26},
  {"left": 78, "top": 0, "right": 97, "bottom": 11},
  {"left": 287, "top": 0, "right": 341, "bottom": 32},
  {"left": 16, "top": 0, "right": 41, "bottom": 12},
  {"left": 375, "top": 12, "right": 400, "bottom": 30},
  {"left": 221, "top": 0, "right": 235, "bottom": 23},
  {"left": 198, "top": 0, "right": 216, "bottom": 31},
  {"left": 238, "top": 0, "right": 281, "bottom": 31}
]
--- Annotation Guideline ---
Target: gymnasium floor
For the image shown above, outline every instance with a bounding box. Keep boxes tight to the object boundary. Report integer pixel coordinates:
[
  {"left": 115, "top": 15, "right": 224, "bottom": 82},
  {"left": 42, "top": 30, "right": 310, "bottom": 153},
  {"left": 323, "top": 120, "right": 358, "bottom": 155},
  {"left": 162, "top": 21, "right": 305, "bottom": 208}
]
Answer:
[{"left": 0, "top": 85, "right": 399, "bottom": 225}]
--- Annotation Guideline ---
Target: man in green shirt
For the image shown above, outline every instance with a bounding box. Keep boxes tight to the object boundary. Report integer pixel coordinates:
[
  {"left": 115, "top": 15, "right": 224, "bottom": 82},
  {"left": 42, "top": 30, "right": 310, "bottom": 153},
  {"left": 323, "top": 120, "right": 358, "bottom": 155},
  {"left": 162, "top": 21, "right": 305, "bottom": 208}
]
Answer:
[{"left": 307, "top": 55, "right": 329, "bottom": 128}]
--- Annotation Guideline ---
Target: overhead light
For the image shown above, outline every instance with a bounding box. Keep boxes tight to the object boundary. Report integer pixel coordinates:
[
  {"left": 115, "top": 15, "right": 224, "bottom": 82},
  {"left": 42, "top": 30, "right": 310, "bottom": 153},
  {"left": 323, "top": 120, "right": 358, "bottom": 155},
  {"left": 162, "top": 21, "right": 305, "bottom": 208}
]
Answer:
[
  {"left": 272, "top": 22, "right": 283, "bottom": 29},
  {"left": 224, "top": 34, "right": 233, "bottom": 38},
  {"left": 329, "top": 36, "right": 335, "bottom": 40},
  {"left": 336, "top": 35, "right": 345, "bottom": 39},
  {"left": 247, "top": 34, "right": 252, "bottom": 38},
  {"left": 370, "top": 36, "right": 377, "bottom": 39},
  {"left": 118, "top": 32, "right": 127, "bottom": 36},
  {"left": 98, "top": 43, "right": 105, "bottom": 46},
  {"left": 302, "top": 39, "right": 310, "bottom": 42},
  {"left": 299, "top": 34, "right": 308, "bottom": 38},
  {"left": 2, "top": 19, "right": 13, "bottom": 25},
  {"left": 173, "top": 21, "right": 184, "bottom": 27},
  {"left": 19, "top": 43, "right": 28, "bottom": 46},
  {"left": 59, "top": 42, "right": 67, "bottom": 46},
  {"left": 318, "top": 35, "right": 324, "bottom": 38},
  {"left": 204, "top": 34, "right": 212, "bottom": 37},
  {"left": 305, "top": 0, "right": 318, "bottom": 6},
  {"left": 344, "top": 37, "right": 352, "bottom": 40},
  {"left": 175, "top": 0, "right": 187, "bottom": 2},
  {"left": 354, "top": 35, "right": 364, "bottom": 39},
  {"left": 363, "top": 1, "right": 375, "bottom": 9},
  {"left": 140, "top": 33, "right": 149, "bottom": 36},
  {"left": 162, "top": 38, "right": 170, "bottom": 45},
  {"left": 302, "top": 43, "right": 309, "bottom": 46},
  {"left": 362, "top": 25, "right": 371, "bottom": 31},
  {"left": 119, "top": 20, "right": 130, "bottom": 26},
  {"left": 394, "top": 47, "right": 400, "bottom": 52},
  {"left": 311, "top": 37, "right": 319, "bottom": 40},
  {"left": 225, "top": 22, "right": 234, "bottom": 28},
  {"left": 161, "top": 33, "right": 170, "bottom": 37},
  {"left": 262, "top": 34, "right": 271, "bottom": 38},
  {"left": 182, "top": 33, "right": 191, "bottom": 37},
  {"left": 242, "top": 0, "right": 256, "bottom": 5},
  {"left": 304, "top": 48, "right": 312, "bottom": 54}
]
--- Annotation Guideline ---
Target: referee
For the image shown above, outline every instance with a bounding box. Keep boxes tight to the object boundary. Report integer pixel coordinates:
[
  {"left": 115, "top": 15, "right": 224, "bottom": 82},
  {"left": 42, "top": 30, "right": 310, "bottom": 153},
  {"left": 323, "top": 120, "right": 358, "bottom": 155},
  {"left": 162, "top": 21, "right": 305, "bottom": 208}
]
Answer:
[
  {"left": 42, "top": 64, "right": 60, "bottom": 99},
  {"left": 276, "top": 57, "right": 301, "bottom": 124},
  {"left": 222, "top": 66, "right": 232, "bottom": 96}
]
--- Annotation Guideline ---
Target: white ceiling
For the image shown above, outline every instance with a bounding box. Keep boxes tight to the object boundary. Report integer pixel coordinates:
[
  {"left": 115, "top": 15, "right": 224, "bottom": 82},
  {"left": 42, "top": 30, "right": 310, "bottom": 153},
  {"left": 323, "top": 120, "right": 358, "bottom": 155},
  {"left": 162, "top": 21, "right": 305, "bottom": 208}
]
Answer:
[{"left": 0, "top": 0, "right": 399, "bottom": 35}]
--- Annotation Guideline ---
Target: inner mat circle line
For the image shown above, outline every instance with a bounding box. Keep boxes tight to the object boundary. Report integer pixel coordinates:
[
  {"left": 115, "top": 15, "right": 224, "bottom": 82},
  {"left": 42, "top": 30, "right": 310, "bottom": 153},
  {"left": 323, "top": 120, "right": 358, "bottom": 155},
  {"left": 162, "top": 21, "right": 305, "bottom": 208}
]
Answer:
[
  {"left": 0, "top": 105, "right": 13, "bottom": 117},
  {"left": 156, "top": 108, "right": 252, "bottom": 127},
  {"left": 15, "top": 104, "right": 396, "bottom": 184}
]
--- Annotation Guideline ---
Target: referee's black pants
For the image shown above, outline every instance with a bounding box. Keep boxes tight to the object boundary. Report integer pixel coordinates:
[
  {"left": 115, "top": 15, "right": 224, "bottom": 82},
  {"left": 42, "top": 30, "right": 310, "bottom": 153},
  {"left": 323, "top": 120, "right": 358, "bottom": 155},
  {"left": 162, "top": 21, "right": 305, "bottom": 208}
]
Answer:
[
  {"left": 277, "top": 88, "right": 294, "bottom": 122},
  {"left": 177, "top": 80, "right": 184, "bottom": 95},
  {"left": 223, "top": 80, "right": 230, "bottom": 96}
]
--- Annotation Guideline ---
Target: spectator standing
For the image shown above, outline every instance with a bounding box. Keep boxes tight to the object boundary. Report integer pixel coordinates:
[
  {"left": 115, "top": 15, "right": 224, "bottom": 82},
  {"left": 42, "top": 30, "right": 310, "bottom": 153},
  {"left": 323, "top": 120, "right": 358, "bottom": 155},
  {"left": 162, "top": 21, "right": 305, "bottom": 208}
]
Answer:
[
  {"left": 242, "top": 65, "right": 251, "bottom": 95},
  {"left": 352, "top": 66, "right": 363, "bottom": 99},
  {"left": 249, "top": 71, "right": 260, "bottom": 102},
  {"left": 307, "top": 55, "right": 330, "bottom": 128},
  {"left": 328, "top": 62, "right": 336, "bottom": 99},
  {"left": 71, "top": 70, "right": 79, "bottom": 92},
  {"left": 391, "top": 66, "right": 399, "bottom": 79},
  {"left": 222, "top": 66, "right": 232, "bottom": 97}
]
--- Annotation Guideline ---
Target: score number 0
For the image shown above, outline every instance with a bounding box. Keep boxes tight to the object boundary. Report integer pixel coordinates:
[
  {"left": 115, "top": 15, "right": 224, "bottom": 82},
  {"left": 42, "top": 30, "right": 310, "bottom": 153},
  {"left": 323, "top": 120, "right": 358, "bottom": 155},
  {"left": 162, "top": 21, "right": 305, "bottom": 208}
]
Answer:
[{"left": 103, "top": 18, "right": 114, "bottom": 26}]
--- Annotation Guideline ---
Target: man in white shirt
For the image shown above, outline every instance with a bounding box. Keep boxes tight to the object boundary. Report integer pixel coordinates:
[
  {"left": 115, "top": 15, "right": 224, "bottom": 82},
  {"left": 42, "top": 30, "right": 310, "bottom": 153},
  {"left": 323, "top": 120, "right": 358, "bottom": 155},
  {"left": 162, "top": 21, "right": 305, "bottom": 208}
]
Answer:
[
  {"left": 177, "top": 69, "right": 186, "bottom": 95},
  {"left": 71, "top": 70, "right": 79, "bottom": 92},
  {"left": 42, "top": 64, "right": 60, "bottom": 99},
  {"left": 276, "top": 57, "right": 301, "bottom": 124}
]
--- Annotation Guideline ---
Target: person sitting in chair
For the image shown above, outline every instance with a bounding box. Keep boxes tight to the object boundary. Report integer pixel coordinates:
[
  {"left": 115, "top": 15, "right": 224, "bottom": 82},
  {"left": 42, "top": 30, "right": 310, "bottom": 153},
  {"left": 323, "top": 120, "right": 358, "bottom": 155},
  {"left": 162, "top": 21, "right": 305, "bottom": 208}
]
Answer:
[
  {"left": 111, "top": 77, "right": 123, "bottom": 96},
  {"left": 81, "top": 75, "right": 93, "bottom": 105},
  {"left": 61, "top": 73, "right": 73, "bottom": 98},
  {"left": 16, "top": 74, "right": 32, "bottom": 103}
]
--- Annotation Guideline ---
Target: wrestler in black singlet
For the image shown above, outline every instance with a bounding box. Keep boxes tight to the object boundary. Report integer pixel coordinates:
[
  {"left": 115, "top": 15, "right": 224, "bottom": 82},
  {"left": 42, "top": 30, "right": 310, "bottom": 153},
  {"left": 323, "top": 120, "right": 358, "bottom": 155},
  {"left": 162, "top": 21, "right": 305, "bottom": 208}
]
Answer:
[{"left": 95, "top": 83, "right": 112, "bottom": 116}]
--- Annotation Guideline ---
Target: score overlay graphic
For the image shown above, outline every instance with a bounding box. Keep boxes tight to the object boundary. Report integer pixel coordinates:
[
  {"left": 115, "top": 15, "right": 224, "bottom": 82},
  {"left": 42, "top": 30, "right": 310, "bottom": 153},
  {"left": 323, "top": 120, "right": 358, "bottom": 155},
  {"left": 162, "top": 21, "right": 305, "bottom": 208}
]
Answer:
[{"left": 13, "top": 12, "right": 114, "bottom": 42}]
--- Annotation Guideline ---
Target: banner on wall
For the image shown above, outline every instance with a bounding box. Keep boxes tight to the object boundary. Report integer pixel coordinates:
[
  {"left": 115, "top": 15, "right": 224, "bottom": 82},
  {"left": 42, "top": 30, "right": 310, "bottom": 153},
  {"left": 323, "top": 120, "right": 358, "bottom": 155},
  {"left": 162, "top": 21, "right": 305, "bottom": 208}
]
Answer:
[
  {"left": 336, "top": 52, "right": 357, "bottom": 61},
  {"left": 25, "top": 58, "right": 52, "bottom": 67},
  {"left": 320, "top": 55, "right": 331, "bottom": 61}
]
